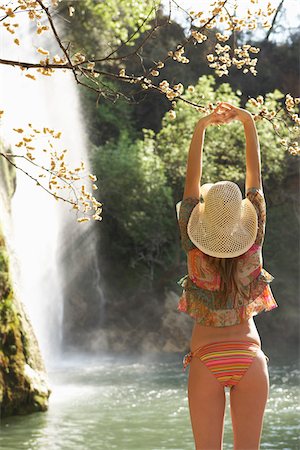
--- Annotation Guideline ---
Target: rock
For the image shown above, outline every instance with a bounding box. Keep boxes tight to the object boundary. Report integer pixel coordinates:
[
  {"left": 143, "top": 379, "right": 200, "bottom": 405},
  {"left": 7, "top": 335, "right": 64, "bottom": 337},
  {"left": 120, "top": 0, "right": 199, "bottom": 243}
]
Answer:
[
  {"left": 24, "top": 364, "right": 51, "bottom": 412},
  {"left": 61, "top": 289, "right": 194, "bottom": 356},
  {"left": 160, "top": 290, "right": 193, "bottom": 352},
  {"left": 140, "top": 331, "right": 163, "bottom": 353},
  {"left": 0, "top": 151, "right": 51, "bottom": 417}
]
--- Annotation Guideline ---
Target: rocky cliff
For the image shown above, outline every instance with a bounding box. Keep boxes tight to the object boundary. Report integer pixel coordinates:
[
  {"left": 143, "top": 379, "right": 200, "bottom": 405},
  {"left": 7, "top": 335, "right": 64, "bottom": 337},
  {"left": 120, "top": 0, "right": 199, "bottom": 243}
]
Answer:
[{"left": 0, "top": 145, "right": 51, "bottom": 417}]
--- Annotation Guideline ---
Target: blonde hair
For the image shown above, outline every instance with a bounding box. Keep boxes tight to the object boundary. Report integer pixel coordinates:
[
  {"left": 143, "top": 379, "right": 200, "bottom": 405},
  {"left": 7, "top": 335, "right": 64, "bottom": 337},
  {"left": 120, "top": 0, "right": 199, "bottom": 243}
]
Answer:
[{"left": 206, "top": 255, "right": 242, "bottom": 308}]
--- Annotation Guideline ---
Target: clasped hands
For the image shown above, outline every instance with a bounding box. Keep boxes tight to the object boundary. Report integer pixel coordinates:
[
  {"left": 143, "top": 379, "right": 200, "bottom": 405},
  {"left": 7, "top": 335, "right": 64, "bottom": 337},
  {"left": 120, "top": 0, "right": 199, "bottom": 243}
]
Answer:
[{"left": 199, "top": 101, "right": 253, "bottom": 128}]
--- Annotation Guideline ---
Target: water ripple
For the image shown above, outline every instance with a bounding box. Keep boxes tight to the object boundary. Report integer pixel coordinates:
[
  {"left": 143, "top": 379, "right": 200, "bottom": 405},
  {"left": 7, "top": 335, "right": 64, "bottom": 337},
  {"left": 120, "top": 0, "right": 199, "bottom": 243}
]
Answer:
[{"left": 0, "top": 355, "right": 299, "bottom": 450}]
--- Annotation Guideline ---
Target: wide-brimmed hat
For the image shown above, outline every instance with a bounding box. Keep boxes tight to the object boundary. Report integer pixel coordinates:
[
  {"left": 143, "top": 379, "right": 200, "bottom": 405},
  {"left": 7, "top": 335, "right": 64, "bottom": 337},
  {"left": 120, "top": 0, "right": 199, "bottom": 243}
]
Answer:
[{"left": 185, "top": 181, "right": 258, "bottom": 258}]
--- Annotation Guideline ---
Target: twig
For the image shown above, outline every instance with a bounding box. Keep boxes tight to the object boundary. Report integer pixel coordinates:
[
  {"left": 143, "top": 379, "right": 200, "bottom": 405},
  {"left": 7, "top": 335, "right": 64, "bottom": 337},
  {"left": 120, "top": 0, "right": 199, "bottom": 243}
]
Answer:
[{"left": 0, "top": 151, "right": 78, "bottom": 207}]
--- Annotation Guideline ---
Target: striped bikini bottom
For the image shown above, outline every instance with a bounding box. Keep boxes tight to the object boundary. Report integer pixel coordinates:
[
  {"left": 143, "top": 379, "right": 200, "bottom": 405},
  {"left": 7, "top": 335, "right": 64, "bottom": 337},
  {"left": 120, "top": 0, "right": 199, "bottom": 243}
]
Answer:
[{"left": 182, "top": 340, "right": 270, "bottom": 389}]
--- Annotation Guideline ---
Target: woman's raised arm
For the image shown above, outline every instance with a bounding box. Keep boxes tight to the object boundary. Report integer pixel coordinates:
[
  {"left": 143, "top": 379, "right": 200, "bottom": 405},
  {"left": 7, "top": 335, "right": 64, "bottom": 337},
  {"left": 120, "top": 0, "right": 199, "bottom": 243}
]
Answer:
[
  {"left": 214, "top": 101, "right": 263, "bottom": 193},
  {"left": 183, "top": 119, "right": 207, "bottom": 200},
  {"left": 183, "top": 103, "right": 231, "bottom": 200},
  {"left": 242, "top": 115, "right": 262, "bottom": 193}
]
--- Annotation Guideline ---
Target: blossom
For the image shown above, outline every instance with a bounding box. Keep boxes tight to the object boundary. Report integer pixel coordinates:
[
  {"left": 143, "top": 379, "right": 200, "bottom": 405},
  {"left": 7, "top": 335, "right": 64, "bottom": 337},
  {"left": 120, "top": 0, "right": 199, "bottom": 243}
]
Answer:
[
  {"left": 37, "top": 47, "right": 49, "bottom": 55},
  {"left": 37, "top": 23, "right": 49, "bottom": 35},
  {"left": 69, "top": 6, "right": 75, "bottom": 16},
  {"left": 87, "top": 61, "right": 95, "bottom": 70},
  {"left": 168, "top": 110, "right": 176, "bottom": 120},
  {"left": 52, "top": 55, "right": 66, "bottom": 64},
  {"left": 73, "top": 52, "right": 85, "bottom": 63},
  {"left": 257, "top": 95, "right": 264, "bottom": 104},
  {"left": 168, "top": 46, "right": 189, "bottom": 63},
  {"left": 6, "top": 8, "right": 15, "bottom": 17},
  {"left": 216, "top": 32, "right": 229, "bottom": 42},
  {"left": 92, "top": 214, "right": 102, "bottom": 221},
  {"left": 191, "top": 30, "right": 208, "bottom": 43},
  {"left": 173, "top": 83, "right": 184, "bottom": 93},
  {"left": 159, "top": 80, "right": 169, "bottom": 91}
]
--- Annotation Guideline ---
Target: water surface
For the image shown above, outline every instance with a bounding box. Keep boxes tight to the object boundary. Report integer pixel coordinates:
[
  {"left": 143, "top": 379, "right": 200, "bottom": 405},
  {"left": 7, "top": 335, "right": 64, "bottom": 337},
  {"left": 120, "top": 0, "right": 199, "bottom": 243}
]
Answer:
[{"left": 0, "top": 353, "right": 299, "bottom": 449}]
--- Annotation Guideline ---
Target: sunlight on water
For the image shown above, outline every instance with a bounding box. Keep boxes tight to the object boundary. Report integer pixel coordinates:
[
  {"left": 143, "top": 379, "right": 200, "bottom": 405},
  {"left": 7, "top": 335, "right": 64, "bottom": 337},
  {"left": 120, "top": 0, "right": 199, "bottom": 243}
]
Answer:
[{"left": 0, "top": 354, "right": 299, "bottom": 450}]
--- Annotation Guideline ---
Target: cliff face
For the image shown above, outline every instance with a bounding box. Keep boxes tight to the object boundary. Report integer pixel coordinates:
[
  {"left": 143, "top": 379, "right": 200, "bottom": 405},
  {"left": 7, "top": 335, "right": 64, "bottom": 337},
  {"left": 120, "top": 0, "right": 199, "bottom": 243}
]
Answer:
[{"left": 0, "top": 147, "right": 51, "bottom": 417}]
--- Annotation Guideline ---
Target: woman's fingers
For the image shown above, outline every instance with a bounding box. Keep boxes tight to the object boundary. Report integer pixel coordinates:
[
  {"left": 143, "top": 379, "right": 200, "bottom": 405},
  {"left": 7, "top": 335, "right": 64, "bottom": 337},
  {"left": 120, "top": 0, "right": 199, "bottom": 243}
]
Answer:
[
  {"left": 215, "top": 102, "right": 229, "bottom": 110},
  {"left": 215, "top": 103, "right": 231, "bottom": 112},
  {"left": 217, "top": 110, "right": 232, "bottom": 121},
  {"left": 210, "top": 102, "right": 237, "bottom": 125},
  {"left": 219, "top": 109, "right": 236, "bottom": 124},
  {"left": 215, "top": 108, "right": 230, "bottom": 118},
  {"left": 219, "top": 101, "right": 237, "bottom": 110}
]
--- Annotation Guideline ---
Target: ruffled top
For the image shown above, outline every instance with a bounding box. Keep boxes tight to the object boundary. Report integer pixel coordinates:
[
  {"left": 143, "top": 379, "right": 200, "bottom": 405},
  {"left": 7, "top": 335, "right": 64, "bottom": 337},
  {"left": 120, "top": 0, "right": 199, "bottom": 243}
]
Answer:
[{"left": 176, "top": 187, "right": 278, "bottom": 327}]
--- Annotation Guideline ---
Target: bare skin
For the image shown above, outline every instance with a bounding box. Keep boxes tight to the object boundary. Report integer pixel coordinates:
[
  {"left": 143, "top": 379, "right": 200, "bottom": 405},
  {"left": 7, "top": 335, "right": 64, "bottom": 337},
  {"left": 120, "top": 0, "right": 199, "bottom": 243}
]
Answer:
[{"left": 183, "top": 102, "right": 269, "bottom": 449}]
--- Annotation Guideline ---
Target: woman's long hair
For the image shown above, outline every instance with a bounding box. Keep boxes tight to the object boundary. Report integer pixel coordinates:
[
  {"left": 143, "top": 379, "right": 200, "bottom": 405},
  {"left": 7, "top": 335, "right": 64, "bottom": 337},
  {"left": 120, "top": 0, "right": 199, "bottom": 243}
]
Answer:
[{"left": 206, "top": 255, "right": 242, "bottom": 308}]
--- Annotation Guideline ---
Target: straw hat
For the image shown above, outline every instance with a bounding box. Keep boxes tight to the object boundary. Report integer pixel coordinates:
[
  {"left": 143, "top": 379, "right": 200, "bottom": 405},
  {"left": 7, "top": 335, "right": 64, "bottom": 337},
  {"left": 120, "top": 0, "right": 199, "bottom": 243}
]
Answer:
[{"left": 186, "top": 181, "right": 258, "bottom": 258}]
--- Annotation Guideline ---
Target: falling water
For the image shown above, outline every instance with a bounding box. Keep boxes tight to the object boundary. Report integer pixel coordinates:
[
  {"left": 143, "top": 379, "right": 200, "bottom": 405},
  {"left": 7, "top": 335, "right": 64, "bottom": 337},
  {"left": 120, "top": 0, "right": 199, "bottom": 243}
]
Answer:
[{"left": 0, "top": 8, "right": 106, "bottom": 368}]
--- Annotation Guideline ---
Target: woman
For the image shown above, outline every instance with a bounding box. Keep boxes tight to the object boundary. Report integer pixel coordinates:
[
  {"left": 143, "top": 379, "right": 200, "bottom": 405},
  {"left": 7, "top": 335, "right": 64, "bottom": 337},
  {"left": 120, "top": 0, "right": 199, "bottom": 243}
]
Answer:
[{"left": 176, "top": 101, "right": 278, "bottom": 450}]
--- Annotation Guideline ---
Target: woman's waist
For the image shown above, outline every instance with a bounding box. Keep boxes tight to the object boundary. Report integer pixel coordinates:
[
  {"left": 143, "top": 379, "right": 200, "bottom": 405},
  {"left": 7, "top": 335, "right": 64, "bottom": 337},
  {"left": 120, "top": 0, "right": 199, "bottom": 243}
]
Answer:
[{"left": 189, "top": 317, "right": 261, "bottom": 352}]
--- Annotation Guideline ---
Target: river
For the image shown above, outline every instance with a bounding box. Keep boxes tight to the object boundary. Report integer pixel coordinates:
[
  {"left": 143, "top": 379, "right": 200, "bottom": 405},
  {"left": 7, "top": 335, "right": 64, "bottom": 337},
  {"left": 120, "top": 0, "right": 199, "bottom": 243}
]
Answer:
[{"left": 0, "top": 353, "right": 299, "bottom": 450}]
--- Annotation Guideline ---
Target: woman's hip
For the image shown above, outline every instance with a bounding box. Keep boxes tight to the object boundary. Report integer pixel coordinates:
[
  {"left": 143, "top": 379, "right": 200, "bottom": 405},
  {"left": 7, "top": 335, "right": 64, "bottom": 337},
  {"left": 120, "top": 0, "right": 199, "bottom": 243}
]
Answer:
[{"left": 183, "top": 339, "right": 270, "bottom": 373}]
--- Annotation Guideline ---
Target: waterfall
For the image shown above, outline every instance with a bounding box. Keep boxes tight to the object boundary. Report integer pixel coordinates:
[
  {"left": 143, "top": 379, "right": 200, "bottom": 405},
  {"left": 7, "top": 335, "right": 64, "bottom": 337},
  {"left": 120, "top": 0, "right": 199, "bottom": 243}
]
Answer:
[{"left": 0, "top": 8, "right": 106, "bottom": 368}]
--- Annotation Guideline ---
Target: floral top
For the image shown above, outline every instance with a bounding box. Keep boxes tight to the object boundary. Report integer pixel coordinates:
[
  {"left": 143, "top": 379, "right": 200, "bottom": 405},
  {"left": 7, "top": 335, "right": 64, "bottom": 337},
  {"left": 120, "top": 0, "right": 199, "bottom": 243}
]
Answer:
[{"left": 176, "top": 187, "right": 278, "bottom": 327}]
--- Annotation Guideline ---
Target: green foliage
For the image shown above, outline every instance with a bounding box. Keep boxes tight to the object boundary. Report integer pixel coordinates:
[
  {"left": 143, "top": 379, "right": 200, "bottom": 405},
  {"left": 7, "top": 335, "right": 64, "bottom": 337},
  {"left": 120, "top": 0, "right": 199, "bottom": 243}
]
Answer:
[
  {"left": 0, "top": 250, "right": 9, "bottom": 274},
  {"left": 0, "top": 291, "right": 18, "bottom": 336},
  {"left": 79, "top": 79, "right": 138, "bottom": 147},
  {"left": 58, "top": 0, "right": 159, "bottom": 57},
  {"left": 91, "top": 129, "right": 173, "bottom": 267}
]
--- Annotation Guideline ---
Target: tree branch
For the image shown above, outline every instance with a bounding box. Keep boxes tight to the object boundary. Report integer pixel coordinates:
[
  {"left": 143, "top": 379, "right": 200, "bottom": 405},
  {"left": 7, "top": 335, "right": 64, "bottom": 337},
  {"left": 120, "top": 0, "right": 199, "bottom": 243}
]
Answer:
[
  {"left": 264, "top": 0, "right": 285, "bottom": 41},
  {"left": 0, "top": 151, "right": 78, "bottom": 208}
]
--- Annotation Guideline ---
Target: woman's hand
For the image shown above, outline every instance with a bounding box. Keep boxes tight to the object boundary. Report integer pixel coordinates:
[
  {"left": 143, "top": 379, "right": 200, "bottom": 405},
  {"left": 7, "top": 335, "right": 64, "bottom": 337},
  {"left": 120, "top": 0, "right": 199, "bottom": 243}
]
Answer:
[
  {"left": 199, "top": 101, "right": 253, "bottom": 127},
  {"left": 215, "top": 101, "right": 253, "bottom": 124},
  {"left": 198, "top": 103, "right": 229, "bottom": 127}
]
